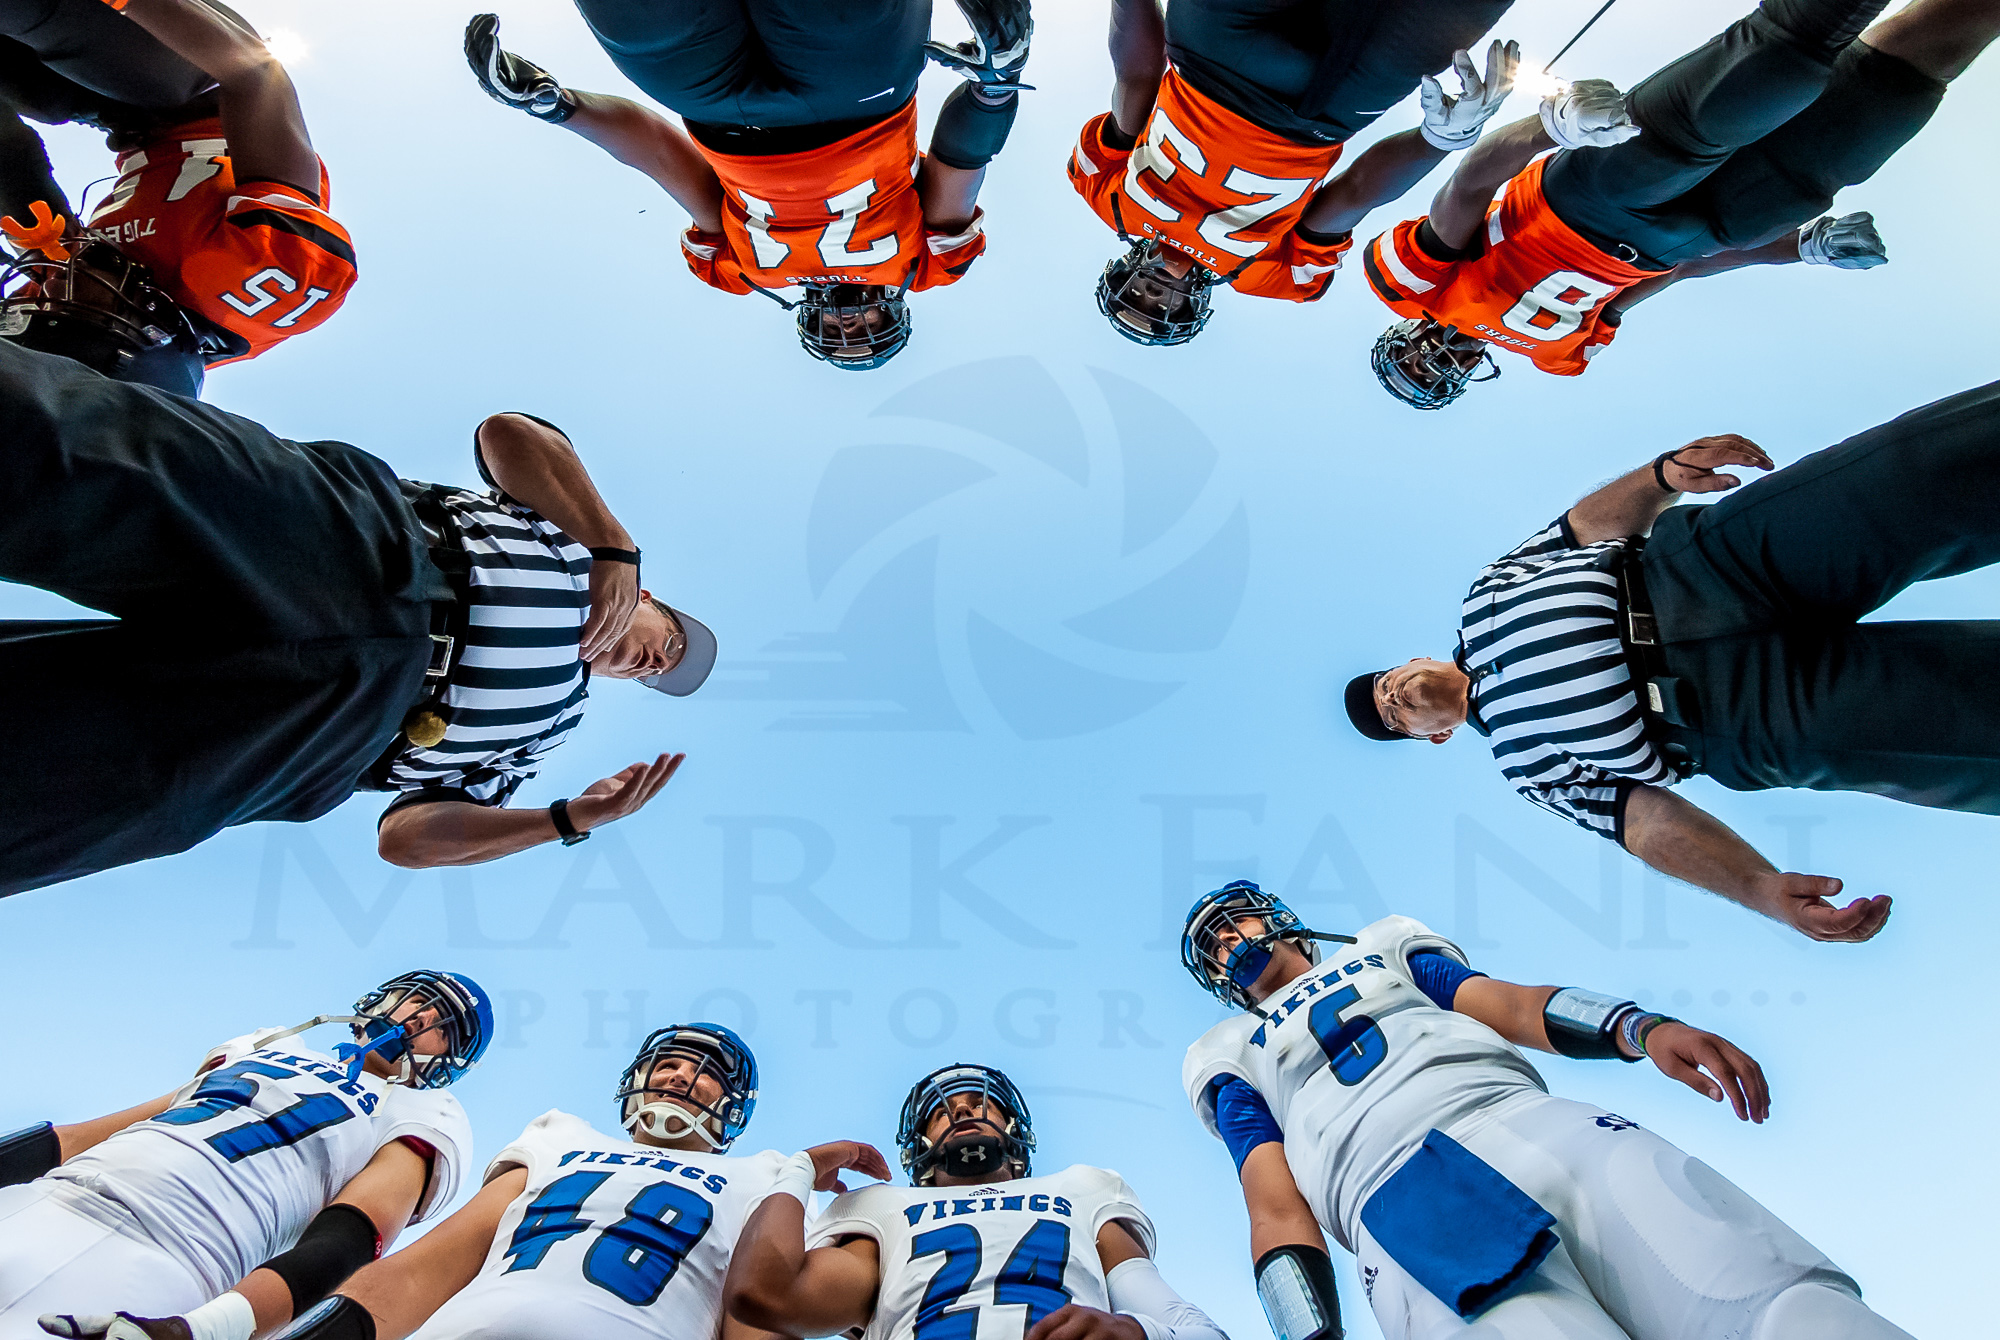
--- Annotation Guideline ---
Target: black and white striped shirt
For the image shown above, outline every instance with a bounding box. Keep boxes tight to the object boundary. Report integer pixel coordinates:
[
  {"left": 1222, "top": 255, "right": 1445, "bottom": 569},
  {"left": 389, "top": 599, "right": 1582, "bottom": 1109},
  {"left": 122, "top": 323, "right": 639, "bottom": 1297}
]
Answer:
[
  {"left": 381, "top": 484, "right": 590, "bottom": 807},
  {"left": 1460, "top": 516, "right": 1676, "bottom": 841}
]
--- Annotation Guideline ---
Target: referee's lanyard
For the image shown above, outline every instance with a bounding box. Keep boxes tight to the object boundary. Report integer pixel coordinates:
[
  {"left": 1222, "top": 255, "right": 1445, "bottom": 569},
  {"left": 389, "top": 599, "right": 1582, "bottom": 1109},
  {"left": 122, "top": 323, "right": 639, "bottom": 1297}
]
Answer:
[{"left": 1454, "top": 634, "right": 1495, "bottom": 738}]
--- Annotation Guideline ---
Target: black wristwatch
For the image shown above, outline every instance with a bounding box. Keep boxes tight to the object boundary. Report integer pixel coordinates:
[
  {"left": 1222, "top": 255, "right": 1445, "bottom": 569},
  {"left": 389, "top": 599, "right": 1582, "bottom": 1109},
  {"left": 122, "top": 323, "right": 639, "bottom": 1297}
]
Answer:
[{"left": 549, "top": 797, "right": 590, "bottom": 846}]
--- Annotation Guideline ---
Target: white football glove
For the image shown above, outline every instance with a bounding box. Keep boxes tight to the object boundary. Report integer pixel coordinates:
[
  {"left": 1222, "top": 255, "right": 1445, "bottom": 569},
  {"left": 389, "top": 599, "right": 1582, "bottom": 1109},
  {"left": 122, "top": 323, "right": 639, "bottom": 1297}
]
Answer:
[
  {"left": 1539, "top": 78, "right": 1639, "bottom": 149},
  {"left": 1797, "top": 211, "right": 1886, "bottom": 268},
  {"left": 39, "top": 1315, "right": 186, "bottom": 1340},
  {"left": 1419, "top": 40, "right": 1520, "bottom": 150}
]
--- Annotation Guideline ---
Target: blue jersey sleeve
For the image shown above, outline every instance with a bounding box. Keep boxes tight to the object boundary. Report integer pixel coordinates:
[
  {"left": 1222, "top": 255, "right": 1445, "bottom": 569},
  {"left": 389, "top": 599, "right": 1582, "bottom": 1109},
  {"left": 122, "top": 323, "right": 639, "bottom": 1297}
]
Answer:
[
  {"left": 1205, "top": 1075, "right": 1283, "bottom": 1172},
  {"left": 1409, "top": 949, "right": 1486, "bottom": 1011}
]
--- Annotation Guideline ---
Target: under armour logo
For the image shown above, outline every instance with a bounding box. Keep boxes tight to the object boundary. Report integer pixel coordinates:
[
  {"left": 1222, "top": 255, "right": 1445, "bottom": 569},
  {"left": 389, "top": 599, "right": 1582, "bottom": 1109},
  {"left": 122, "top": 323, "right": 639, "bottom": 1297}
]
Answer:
[
  {"left": 1362, "top": 1265, "right": 1378, "bottom": 1302},
  {"left": 1594, "top": 1113, "right": 1639, "bottom": 1132}
]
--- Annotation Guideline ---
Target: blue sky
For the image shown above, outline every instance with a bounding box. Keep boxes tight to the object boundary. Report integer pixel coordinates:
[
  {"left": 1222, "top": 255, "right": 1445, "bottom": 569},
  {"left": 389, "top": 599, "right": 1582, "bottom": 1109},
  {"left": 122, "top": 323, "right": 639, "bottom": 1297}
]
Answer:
[{"left": 3, "top": 1, "right": 1995, "bottom": 1335}]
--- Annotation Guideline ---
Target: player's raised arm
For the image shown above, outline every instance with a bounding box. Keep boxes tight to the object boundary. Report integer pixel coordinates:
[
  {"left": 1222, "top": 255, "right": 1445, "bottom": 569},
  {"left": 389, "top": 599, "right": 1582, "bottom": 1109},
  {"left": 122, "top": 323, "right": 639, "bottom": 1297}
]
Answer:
[
  {"left": 99, "top": 0, "right": 317, "bottom": 199},
  {"left": 0, "top": 1085, "right": 186, "bottom": 1185},
  {"left": 917, "top": 0, "right": 1034, "bottom": 232},
  {"left": 723, "top": 1151, "right": 886, "bottom": 1337},
  {"left": 1108, "top": 0, "right": 1167, "bottom": 138},
  {"left": 1022, "top": 1211, "right": 1233, "bottom": 1340},
  {"left": 1300, "top": 42, "right": 1517, "bottom": 239},
  {"left": 1426, "top": 78, "right": 1635, "bottom": 250}
]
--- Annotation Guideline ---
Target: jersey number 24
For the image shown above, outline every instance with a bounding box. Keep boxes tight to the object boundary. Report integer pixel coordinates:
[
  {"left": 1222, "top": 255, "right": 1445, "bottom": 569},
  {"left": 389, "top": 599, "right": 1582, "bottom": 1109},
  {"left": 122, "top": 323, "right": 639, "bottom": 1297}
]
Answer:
[{"left": 913, "top": 1219, "right": 1073, "bottom": 1340}]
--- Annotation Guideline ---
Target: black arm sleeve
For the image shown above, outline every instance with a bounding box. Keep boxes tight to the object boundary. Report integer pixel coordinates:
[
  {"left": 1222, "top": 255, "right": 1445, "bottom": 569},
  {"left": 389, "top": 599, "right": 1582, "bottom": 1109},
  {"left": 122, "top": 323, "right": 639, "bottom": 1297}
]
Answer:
[
  {"left": 261, "top": 1203, "right": 380, "bottom": 1315},
  {"left": 928, "top": 83, "right": 1020, "bottom": 170},
  {"left": 0, "top": 1122, "right": 60, "bottom": 1186},
  {"left": 283, "top": 1297, "right": 377, "bottom": 1340}
]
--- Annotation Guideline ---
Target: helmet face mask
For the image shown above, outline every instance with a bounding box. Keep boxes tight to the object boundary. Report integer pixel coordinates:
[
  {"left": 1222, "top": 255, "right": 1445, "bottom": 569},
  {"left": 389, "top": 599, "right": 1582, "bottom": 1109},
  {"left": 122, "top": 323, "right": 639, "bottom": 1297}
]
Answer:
[
  {"left": 896, "top": 1064, "right": 1035, "bottom": 1186},
  {"left": 1370, "top": 318, "right": 1499, "bottom": 410},
  {"left": 1097, "top": 237, "right": 1215, "bottom": 347},
  {"left": 0, "top": 239, "right": 208, "bottom": 396},
  {"left": 348, "top": 970, "right": 493, "bottom": 1089},
  {"left": 796, "top": 282, "right": 912, "bottom": 370},
  {"left": 615, "top": 1023, "right": 757, "bottom": 1151},
  {"left": 1181, "top": 881, "right": 1346, "bottom": 1011}
]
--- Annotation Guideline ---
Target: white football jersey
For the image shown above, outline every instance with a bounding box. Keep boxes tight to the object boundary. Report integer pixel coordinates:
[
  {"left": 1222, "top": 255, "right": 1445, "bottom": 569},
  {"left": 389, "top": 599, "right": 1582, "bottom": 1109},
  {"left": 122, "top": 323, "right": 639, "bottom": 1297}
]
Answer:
[
  {"left": 1181, "top": 916, "right": 1545, "bottom": 1252},
  {"left": 409, "top": 1111, "right": 790, "bottom": 1340},
  {"left": 46, "top": 1042, "right": 469, "bottom": 1296},
  {"left": 809, "top": 1166, "right": 1155, "bottom": 1340}
]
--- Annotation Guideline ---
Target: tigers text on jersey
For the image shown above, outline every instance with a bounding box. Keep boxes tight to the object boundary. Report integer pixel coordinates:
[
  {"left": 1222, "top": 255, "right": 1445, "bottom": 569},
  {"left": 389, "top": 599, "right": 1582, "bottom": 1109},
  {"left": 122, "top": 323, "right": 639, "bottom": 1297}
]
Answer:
[
  {"left": 85, "top": 117, "right": 356, "bottom": 364},
  {"left": 680, "top": 99, "right": 984, "bottom": 294},
  {"left": 808, "top": 1166, "right": 1155, "bottom": 1340},
  {"left": 1362, "top": 157, "right": 1657, "bottom": 374},
  {"left": 1182, "top": 916, "right": 1545, "bottom": 1253},
  {"left": 1070, "top": 68, "right": 1351, "bottom": 302},
  {"left": 409, "top": 1111, "right": 790, "bottom": 1340},
  {"left": 45, "top": 1043, "right": 468, "bottom": 1296}
]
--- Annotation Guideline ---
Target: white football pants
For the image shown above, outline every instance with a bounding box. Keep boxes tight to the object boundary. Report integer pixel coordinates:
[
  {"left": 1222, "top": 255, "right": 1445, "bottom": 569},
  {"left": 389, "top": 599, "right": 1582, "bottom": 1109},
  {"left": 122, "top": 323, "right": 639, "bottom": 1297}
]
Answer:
[
  {"left": 1354, "top": 1093, "right": 1914, "bottom": 1340},
  {"left": 0, "top": 1182, "right": 207, "bottom": 1338}
]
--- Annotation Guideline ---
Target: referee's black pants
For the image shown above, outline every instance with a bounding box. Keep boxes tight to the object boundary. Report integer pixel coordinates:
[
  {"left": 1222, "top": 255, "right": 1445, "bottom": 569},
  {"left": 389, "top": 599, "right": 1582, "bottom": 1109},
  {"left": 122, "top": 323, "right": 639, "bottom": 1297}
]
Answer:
[
  {"left": 0, "top": 342, "right": 442, "bottom": 897},
  {"left": 1645, "top": 381, "right": 2000, "bottom": 814},
  {"left": 1166, "top": 0, "right": 1515, "bottom": 145},
  {"left": 1543, "top": 0, "right": 1942, "bottom": 268},
  {"left": 571, "top": 0, "right": 928, "bottom": 132}
]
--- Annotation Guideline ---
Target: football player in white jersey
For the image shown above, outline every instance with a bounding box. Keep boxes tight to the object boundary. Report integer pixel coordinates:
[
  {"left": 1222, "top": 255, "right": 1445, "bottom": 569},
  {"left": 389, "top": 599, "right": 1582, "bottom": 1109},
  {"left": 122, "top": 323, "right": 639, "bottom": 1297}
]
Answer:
[
  {"left": 274, "top": 1021, "right": 890, "bottom": 1340},
  {"left": 0, "top": 970, "right": 488, "bottom": 1340},
  {"left": 1178, "top": 881, "right": 1912, "bottom": 1340},
  {"left": 725, "top": 1063, "right": 1228, "bottom": 1340}
]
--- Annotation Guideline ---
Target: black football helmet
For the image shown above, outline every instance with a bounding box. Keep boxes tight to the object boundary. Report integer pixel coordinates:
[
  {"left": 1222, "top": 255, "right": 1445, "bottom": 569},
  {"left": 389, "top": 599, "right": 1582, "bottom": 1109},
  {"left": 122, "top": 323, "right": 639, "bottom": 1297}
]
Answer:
[
  {"left": 1097, "top": 236, "right": 1218, "bottom": 346},
  {"left": 1370, "top": 317, "right": 1500, "bottom": 410},
  {"left": 896, "top": 1063, "right": 1035, "bottom": 1185},
  {"left": 794, "top": 281, "right": 912, "bottom": 370},
  {"left": 0, "top": 239, "right": 212, "bottom": 396}
]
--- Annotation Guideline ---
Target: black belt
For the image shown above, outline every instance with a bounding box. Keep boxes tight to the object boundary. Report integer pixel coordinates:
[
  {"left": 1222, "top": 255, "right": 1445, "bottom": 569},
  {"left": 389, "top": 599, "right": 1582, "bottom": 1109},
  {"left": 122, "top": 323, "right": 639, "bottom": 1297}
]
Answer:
[
  {"left": 1616, "top": 546, "right": 1703, "bottom": 780},
  {"left": 357, "top": 484, "right": 473, "bottom": 792}
]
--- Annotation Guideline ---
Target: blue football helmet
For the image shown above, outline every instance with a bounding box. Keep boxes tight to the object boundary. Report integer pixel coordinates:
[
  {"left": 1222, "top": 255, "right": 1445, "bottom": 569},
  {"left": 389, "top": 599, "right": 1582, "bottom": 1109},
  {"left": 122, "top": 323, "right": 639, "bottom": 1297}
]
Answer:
[
  {"left": 616, "top": 1023, "right": 758, "bottom": 1150},
  {"left": 896, "top": 1063, "right": 1035, "bottom": 1185},
  {"left": 344, "top": 970, "right": 493, "bottom": 1089},
  {"left": 1181, "top": 881, "right": 1356, "bottom": 1011}
]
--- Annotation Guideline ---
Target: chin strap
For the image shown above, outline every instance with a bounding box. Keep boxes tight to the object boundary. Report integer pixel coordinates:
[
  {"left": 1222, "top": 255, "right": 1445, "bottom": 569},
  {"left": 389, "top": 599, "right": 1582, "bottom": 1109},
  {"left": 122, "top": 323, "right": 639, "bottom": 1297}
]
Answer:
[{"left": 247, "top": 1013, "right": 411, "bottom": 1085}]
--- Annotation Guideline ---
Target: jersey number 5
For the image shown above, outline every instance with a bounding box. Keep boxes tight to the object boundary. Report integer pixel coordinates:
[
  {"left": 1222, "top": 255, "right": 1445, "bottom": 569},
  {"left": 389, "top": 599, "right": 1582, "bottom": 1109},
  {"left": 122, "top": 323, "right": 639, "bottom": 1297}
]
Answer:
[{"left": 1307, "top": 986, "right": 1388, "bottom": 1086}]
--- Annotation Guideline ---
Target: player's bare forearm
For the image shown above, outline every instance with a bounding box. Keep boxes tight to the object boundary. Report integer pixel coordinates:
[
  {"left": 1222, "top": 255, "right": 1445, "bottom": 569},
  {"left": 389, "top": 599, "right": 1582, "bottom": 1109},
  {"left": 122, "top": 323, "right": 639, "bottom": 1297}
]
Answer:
[
  {"left": 1565, "top": 462, "right": 1679, "bottom": 545},
  {"left": 1109, "top": 0, "right": 1167, "bottom": 136},
  {"left": 1609, "top": 236, "right": 1798, "bottom": 316},
  {"left": 340, "top": 1167, "right": 526, "bottom": 1340},
  {"left": 377, "top": 800, "right": 565, "bottom": 869},
  {"left": 112, "top": 0, "right": 318, "bottom": 197},
  {"left": 1428, "top": 115, "right": 1548, "bottom": 250},
  {"left": 475, "top": 413, "right": 635, "bottom": 552},
  {"left": 1238, "top": 1144, "right": 1330, "bottom": 1263},
  {"left": 53, "top": 1089, "right": 180, "bottom": 1162},
  {"left": 918, "top": 158, "right": 984, "bottom": 232},
  {"left": 1449, "top": 977, "right": 1564, "bottom": 1053},
  {"left": 725, "top": 1197, "right": 878, "bottom": 1335},
  {"left": 562, "top": 90, "right": 726, "bottom": 234},
  {"left": 1301, "top": 129, "right": 1445, "bottom": 237}
]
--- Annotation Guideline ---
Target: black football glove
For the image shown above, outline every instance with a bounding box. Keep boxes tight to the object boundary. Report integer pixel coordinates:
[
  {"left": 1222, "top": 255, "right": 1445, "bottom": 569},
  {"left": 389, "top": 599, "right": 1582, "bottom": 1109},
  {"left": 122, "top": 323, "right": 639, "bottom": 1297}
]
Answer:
[
  {"left": 925, "top": 0, "right": 1033, "bottom": 93},
  {"left": 464, "top": 14, "right": 577, "bottom": 123},
  {"left": 40, "top": 1315, "right": 190, "bottom": 1340}
]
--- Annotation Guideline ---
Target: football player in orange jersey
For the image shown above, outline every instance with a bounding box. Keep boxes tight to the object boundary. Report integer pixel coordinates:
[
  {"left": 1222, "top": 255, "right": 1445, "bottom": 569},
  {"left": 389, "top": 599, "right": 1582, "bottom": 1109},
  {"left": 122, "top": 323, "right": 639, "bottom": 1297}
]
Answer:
[
  {"left": 466, "top": 0, "right": 1031, "bottom": 370},
  {"left": 1365, "top": 0, "right": 2000, "bottom": 407},
  {"left": 1074, "top": 0, "right": 1522, "bottom": 347},
  {"left": 0, "top": 0, "right": 354, "bottom": 398}
]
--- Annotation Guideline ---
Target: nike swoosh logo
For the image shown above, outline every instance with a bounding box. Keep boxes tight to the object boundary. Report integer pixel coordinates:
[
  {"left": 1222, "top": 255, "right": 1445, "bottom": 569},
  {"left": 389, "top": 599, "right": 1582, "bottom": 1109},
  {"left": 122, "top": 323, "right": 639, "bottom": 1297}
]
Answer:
[{"left": 858, "top": 86, "right": 896, "bottom": 101}]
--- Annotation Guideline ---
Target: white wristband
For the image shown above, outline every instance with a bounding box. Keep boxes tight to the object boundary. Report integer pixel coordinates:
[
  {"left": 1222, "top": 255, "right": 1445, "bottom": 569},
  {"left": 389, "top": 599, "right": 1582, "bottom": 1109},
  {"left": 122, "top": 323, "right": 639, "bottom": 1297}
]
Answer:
[
  {"left": 771, "top": 1150, "right": 816, "bottom": 1207},
  {"left": 181, "top": 1291, "right": 256, "bottom": 1340}
]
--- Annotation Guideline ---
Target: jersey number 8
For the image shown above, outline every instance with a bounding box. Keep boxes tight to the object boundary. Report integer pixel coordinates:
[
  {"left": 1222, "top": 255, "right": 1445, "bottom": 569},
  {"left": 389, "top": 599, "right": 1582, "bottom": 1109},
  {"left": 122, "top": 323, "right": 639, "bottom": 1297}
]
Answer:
[
  {"left": 1499, "top": 270, "right": 1620, "bottom": 342},
  {"left": 503, "top": 1169, "right": 715, "bottom": 1307}
]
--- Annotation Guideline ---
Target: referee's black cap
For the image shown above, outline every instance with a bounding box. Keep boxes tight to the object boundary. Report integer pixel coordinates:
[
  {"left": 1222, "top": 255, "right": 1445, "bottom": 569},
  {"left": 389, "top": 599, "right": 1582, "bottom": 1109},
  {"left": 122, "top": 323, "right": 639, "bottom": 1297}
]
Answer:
[{"left": 1345, "top": 671, "right": 1413, "bottom": 742}]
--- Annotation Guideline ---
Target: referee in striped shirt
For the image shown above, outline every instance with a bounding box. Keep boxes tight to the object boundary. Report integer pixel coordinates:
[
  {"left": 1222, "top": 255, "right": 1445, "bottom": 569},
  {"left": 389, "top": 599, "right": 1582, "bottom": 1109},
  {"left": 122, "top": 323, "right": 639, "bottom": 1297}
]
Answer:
[
  {"left": 1346, "top": 380, "right": 2000, "bottom": 945},
  {"left": 0, "top": 338, "right": 712, "bottom": 895}
]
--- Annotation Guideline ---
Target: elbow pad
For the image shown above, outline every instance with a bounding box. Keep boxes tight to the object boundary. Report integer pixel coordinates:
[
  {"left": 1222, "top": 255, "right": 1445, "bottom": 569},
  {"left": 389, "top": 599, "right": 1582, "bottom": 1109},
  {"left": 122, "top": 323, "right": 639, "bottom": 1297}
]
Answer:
[
  {"left": 1255, "top": 1245, "right": 1343, "bottom": 1340},
  {"left": 1542, "top": 988, "right": 1640, "bottom": 1062},
  {"left": 262, "top": 1203, "right": 380, "bottom": 1314},
  {"left": 1208, "top": 1076, "right": 1283, "bottom": 1172},
  {"left": 1106, "top": 1255, "right": 1231, "bottom": 1340},
  {"left": 928, "top": 83, "right": 1020, "bottom": 170},
  {"left": 0, "top": 1122, "right": 60, "bottom": 1186},
  {"left": 284, "top": 1297, "right": 376, "bottom": 1340}
]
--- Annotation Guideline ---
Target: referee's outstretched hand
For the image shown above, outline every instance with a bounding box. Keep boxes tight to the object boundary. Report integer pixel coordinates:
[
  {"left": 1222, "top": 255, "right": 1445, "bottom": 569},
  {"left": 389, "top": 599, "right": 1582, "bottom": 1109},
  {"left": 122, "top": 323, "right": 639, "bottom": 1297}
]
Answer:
[
  {"left": 1643, "top": 1022, "right": 1769, "bottom": 1123},
  {"left": 1761, "top": 872, "right": 1892, "bottom": 943},
  {"left": 569, "top": 752, "right": 684, "bottom": 832},
  {"left": 1660, "top": 434, "right": 1775, "bottom": 494}
]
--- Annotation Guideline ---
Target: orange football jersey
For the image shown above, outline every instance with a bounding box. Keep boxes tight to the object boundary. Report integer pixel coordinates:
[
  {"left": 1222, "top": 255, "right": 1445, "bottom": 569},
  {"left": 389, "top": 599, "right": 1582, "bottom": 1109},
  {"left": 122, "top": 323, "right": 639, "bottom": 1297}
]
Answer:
[
  {"left": 85, "top": 116, "right": 355, "bottom": 365},
  {"left": 1362, "top": 156, "right": 1658, "bottom": 375},
  {"left": 680, "top": 99, "right": 983, "bottom": 294},
  {"left": 1069, "top": 67, "right": 1350, "bottom": 302}
]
